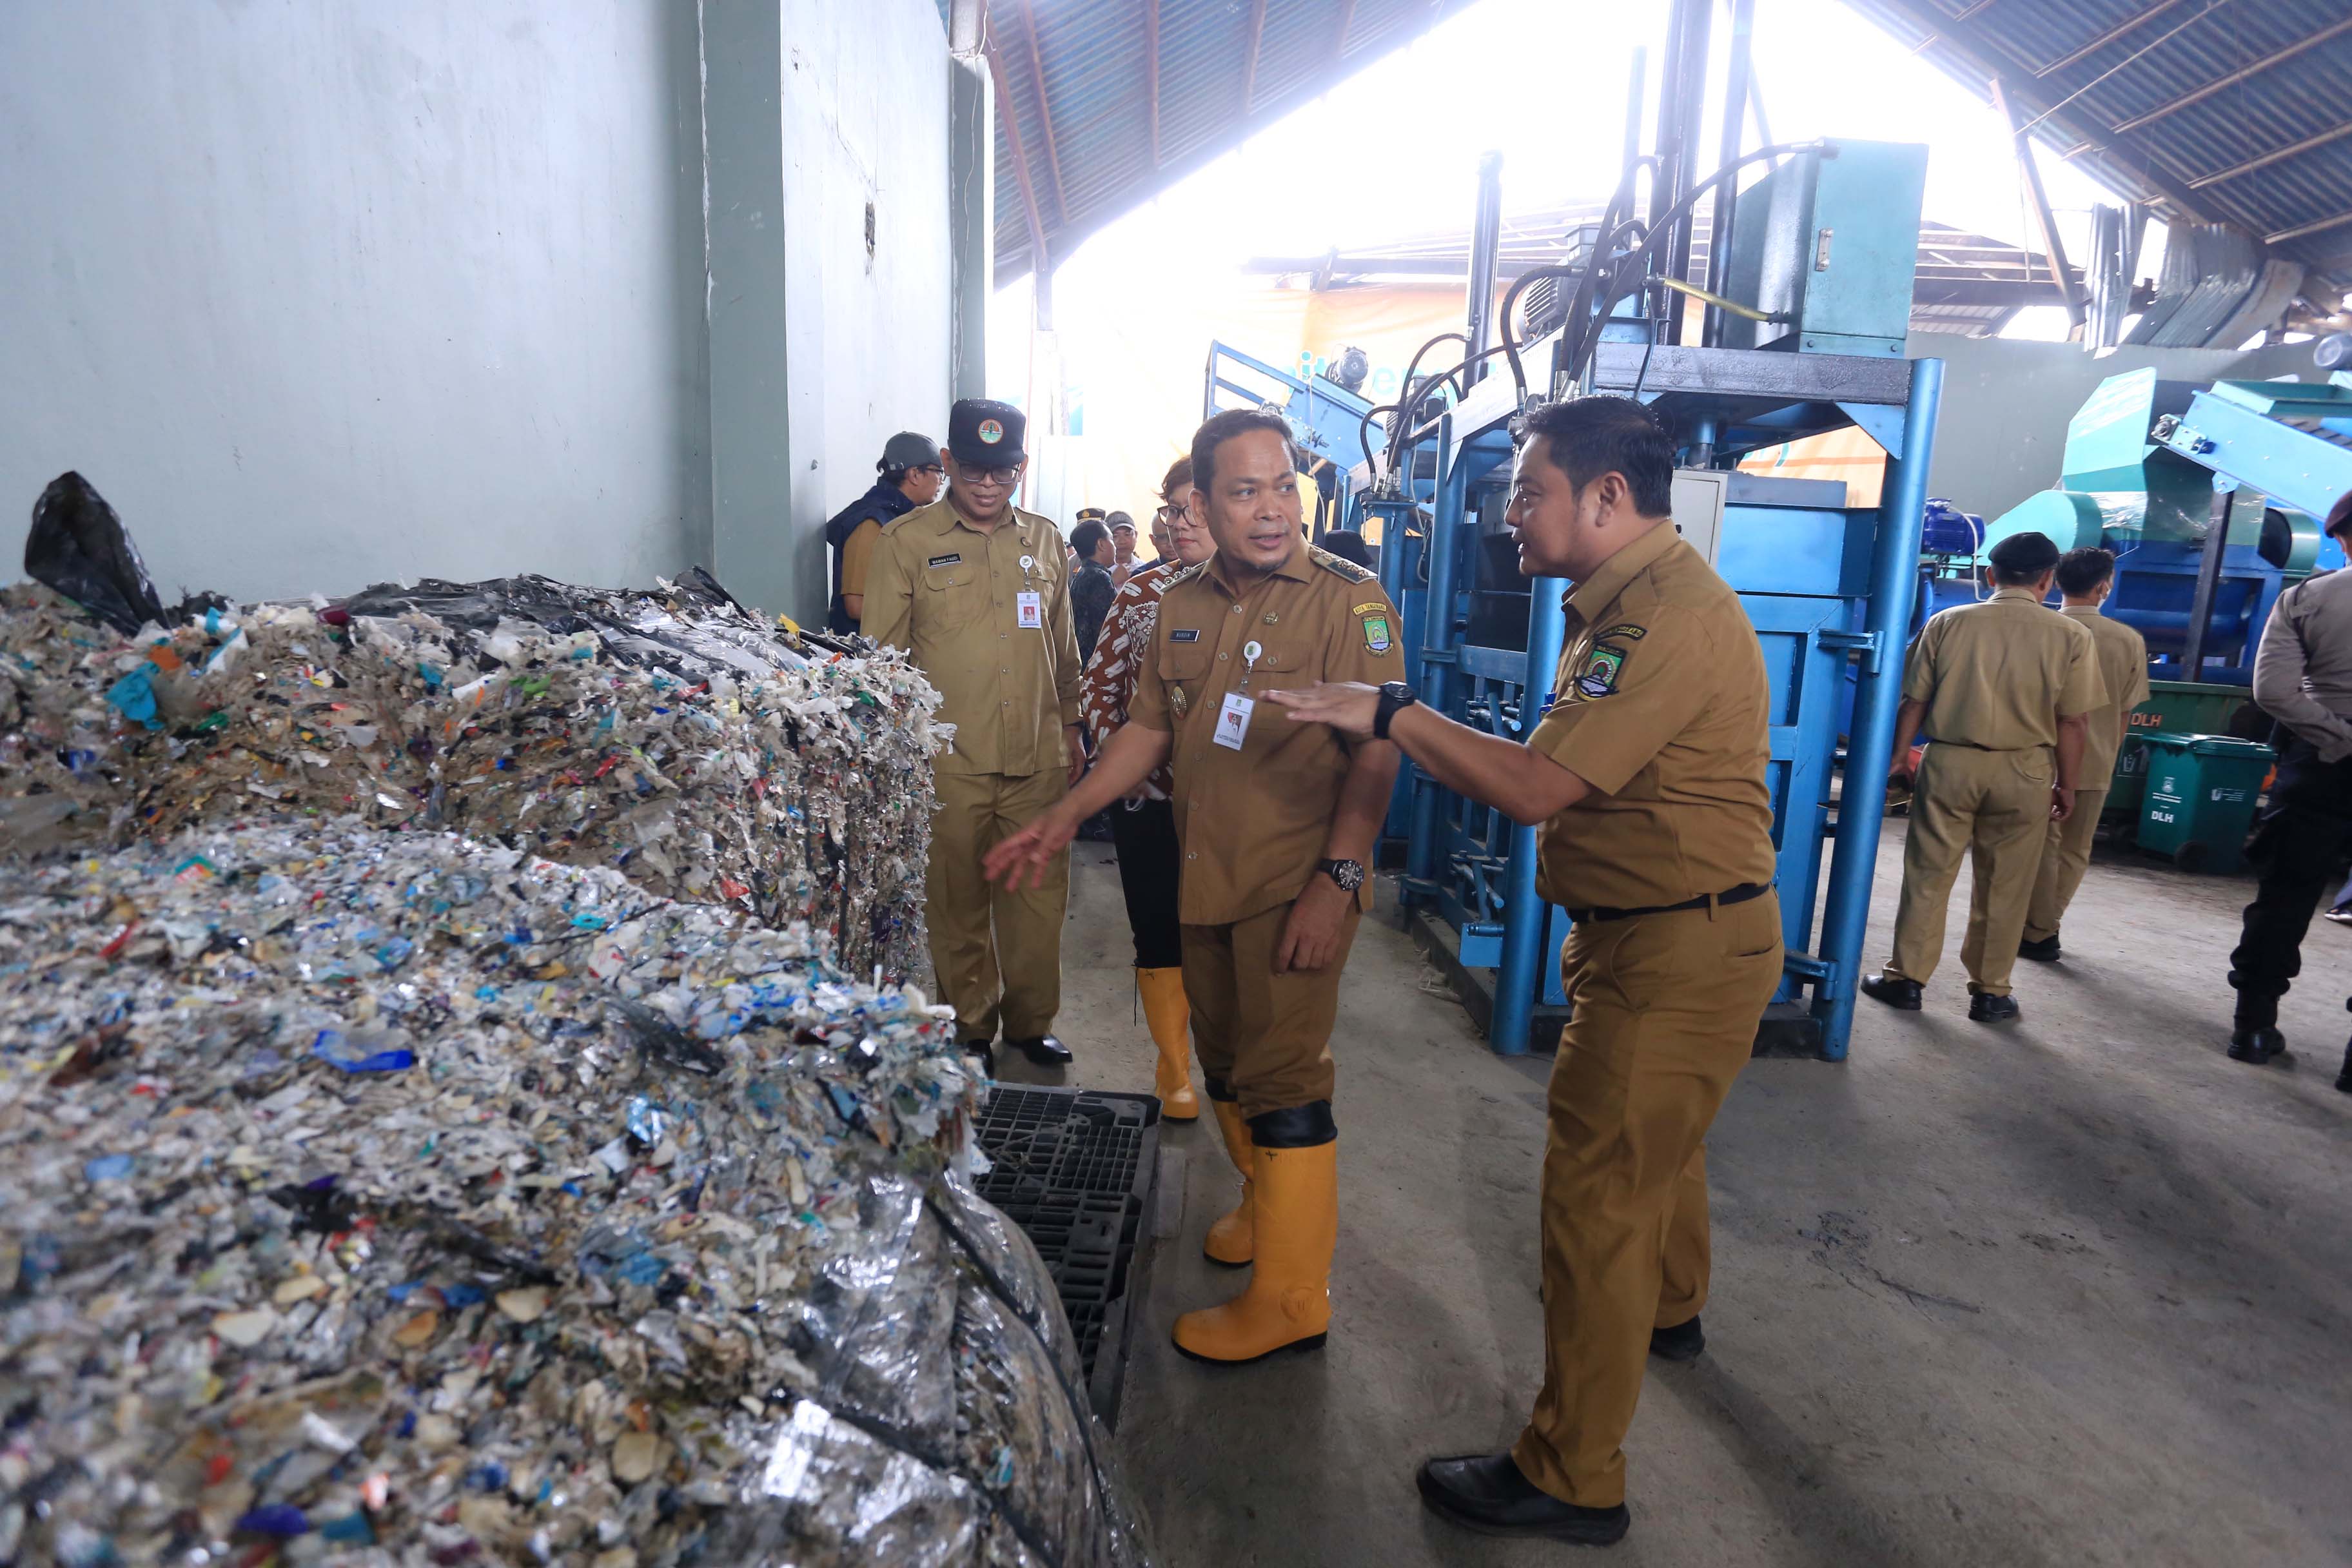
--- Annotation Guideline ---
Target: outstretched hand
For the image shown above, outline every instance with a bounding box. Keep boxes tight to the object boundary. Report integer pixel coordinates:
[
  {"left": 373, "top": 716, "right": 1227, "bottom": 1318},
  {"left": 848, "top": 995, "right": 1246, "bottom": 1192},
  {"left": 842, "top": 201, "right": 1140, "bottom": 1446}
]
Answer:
[
  {"left": 1264, "top": 682, "right": 1383, "bottom": 740},
  {"left": 983, "top": 810, "right": 1077, "bottom": 891}
]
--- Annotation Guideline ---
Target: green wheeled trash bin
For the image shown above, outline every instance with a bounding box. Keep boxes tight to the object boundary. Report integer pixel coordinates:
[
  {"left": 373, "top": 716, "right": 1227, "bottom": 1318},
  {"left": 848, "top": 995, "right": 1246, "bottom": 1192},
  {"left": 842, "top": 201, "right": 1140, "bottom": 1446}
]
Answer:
[{"left": 2135, "top": 732, "right": 2274, "bottom": 874}]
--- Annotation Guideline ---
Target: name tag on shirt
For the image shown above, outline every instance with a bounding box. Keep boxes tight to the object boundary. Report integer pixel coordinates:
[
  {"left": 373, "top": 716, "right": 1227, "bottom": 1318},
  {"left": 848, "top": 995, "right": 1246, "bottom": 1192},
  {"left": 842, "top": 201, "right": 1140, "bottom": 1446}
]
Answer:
[
  {"left": 1016, "top": 591, "right": 1043, "bottom": 629},
  {"left": 927, "top": 553, "right": 962, "bottom": 568},
  {"left": 1213, "top": 691, "right": 1255, "bottom": 750}
]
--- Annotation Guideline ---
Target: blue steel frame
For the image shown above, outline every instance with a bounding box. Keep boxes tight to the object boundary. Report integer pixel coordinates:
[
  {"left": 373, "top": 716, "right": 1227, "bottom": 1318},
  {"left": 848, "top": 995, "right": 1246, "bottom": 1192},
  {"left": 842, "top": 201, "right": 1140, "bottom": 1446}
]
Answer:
[
  {"left": 1351, "top": 357, "right": 1943, "bottom": 1062},
  {"left": 1202, "top": 340, "right": 1379, "bottom": 482}
]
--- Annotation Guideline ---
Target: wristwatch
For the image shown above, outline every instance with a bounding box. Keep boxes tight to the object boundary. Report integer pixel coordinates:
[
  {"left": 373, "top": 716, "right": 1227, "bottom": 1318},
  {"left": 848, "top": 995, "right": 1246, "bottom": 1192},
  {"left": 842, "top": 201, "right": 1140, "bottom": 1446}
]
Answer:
[
  {"left": 1317, "top": 858, "right": 1366, "bottom": 893},
  {"left": 1373, "top": 681, "right": 1419, "bottom": 741}
]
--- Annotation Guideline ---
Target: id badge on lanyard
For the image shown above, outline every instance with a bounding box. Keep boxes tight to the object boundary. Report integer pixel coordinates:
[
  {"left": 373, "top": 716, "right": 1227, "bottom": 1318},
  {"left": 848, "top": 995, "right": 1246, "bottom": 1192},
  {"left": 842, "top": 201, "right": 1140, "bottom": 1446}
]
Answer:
[
  {"left": 1015, "top": 553, "right": 1043, "bottom": 629},
  {"left": 1213, "top": 639, "right": 1264, "bottom": 751}
]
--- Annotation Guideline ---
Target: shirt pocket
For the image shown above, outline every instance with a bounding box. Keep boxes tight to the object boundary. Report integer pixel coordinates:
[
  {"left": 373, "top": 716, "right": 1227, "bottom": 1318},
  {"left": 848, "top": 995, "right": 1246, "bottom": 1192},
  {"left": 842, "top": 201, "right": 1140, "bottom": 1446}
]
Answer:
[
  {"left": 1242, "top": 639, "right": 1311, "bottom": 683},
  {"left": 921, "top": 558, "right": 989, "bottom": 633},
  {"left": 1158, "top": 640, "right": 1213, "bottom": 722}
]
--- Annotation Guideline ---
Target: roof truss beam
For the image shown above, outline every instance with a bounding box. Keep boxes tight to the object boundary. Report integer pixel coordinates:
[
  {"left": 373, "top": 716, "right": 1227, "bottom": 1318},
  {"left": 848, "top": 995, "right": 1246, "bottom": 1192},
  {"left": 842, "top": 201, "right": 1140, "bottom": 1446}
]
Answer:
[
  {"left": 1242, "top": 0, "right": 1270, "bottom": 115},
  {"left": 1017, "top": 0, "right": 1070, "bottom": 222},
  {"left": 2104, "top": 14, "right": 2352, "bottom": 137},
  {"left": 2190, "top": 117, "right": 2352, "bottom": 189},
  {"left": 2032, "top": 0, "right": 2188, "bottom": 79}
]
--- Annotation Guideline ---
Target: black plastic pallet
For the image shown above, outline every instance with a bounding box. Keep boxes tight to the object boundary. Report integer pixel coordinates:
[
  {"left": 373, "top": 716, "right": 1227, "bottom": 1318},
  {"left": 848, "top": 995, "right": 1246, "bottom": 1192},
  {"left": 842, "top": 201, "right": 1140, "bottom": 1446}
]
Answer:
[{"left": 972, "top": 1086, "right": 1159, "bottom": 1429}]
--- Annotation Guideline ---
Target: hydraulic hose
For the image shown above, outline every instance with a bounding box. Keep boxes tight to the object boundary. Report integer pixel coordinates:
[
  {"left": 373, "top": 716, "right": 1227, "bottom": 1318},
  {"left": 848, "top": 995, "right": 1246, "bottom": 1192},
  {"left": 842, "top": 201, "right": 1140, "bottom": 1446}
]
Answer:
[
  {"left": 1358, "top": 403, "right": 1398, "bottom": 482},
  {"left": 1381, "top": 344, "right": 1516, "bottom": 477},
  {"left": 1563, "top": 138, "right": 1834, "bottom": 389},
  {"left": 1498, "top": 155, "right": 1658, "bottom": 400}
]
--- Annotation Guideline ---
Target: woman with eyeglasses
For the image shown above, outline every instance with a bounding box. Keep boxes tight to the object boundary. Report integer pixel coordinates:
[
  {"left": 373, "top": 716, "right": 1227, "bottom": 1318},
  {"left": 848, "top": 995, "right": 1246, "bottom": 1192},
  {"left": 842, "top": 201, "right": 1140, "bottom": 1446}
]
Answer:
[{"left": 1080, "top": 456, "right": 1217, "bottom": 1116}]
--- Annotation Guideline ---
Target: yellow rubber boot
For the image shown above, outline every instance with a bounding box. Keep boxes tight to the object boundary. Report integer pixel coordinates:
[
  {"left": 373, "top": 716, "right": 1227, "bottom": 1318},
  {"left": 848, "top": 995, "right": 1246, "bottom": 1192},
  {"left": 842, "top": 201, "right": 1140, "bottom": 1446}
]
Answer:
[
  {"left": 1137, "top": 967, "right": 1198, "bottom": 1121},
  {"left": 1173, "top": 1138, "right": 1337, "bottom": 1363},
  {"left": 1203, "top": 1097, "right": 1254, "bottom": 1265}
]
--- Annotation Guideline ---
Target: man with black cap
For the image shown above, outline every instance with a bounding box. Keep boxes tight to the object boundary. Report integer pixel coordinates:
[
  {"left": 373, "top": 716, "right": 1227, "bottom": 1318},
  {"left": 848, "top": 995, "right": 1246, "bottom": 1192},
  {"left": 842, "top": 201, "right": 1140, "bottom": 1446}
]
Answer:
[
  {"left": 2225, "top": 490, "right": 2352, "bottom": 1086},
  {"left": 825, "top": 432, "right": 943, "bottom": 636},
  {"left": 864, "top": 400, "right": 1086, "bottom": 1068},
  {"left": 1863, "top": 530, "right": 2104, "bottom": 1022}
]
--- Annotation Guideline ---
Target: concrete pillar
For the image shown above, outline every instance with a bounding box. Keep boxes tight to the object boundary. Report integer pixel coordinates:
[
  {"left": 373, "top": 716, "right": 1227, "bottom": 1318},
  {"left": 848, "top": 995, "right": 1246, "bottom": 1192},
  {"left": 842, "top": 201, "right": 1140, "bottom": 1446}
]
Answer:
[
  {"left": 948, "top": 55, "right": 994, "bottom": 402},
  {"left": 699, "top": 0, "right": 798, "bottom": 619}
]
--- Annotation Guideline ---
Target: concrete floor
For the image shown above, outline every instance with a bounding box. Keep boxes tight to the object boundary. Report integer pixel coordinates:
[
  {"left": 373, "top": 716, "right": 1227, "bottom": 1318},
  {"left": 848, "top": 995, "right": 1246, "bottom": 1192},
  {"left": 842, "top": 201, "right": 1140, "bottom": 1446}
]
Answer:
[{"left": 993, "top": 825, "right": 2352, "bottom": 1567}]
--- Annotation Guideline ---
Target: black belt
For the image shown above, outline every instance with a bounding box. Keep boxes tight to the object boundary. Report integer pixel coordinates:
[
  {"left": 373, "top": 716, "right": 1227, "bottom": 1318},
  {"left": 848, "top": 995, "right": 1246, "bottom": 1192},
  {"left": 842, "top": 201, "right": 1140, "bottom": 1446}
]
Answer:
[{"left": 1564, "top": 881, "right": 1772, "bottom": 925}]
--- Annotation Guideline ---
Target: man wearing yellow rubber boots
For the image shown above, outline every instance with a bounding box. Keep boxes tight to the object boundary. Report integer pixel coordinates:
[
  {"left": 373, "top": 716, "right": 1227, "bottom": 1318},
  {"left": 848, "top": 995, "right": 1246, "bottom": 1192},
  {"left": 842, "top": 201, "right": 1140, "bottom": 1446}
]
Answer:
[
  {"left": 987, "top": 408, "right": 1404, "bottom": 1364},
  {"left": 1268, "top": 397, "right": 1780, "bottom": 1547}
]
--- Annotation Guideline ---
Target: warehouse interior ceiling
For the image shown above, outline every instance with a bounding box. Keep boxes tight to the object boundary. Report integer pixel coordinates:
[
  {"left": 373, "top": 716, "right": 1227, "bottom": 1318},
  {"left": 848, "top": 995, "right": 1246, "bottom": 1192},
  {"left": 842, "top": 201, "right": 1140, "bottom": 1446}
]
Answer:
[
  {"left": 981, "top": 0, "right": 1479, "bottom": 287},
  {"left": 1844, "top": 0, "right": 2352, "bottom": 309}
]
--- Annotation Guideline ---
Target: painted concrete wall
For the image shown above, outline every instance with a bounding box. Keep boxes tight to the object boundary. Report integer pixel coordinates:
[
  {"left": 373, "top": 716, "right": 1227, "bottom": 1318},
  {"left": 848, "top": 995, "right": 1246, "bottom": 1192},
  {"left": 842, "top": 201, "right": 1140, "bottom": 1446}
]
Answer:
[
  {"left": 1, "top": 1, "right": 709, "bottom": 603},
  {"left": 773, "top": 0, "right": 954, "bottom": 621},
  {"left": 1910, "top": 333, "right": 2325, "bottom": 522},
  {"left": 2, "top": 0, "right": 962, "bottom": 623}
]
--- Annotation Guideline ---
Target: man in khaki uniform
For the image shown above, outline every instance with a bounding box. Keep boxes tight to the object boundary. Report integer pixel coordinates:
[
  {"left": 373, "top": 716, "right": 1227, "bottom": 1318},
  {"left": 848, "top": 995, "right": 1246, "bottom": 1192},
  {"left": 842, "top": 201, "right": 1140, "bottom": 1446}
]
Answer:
[
  {"left": 987, "top": 408, "right": 1404, "bottom": 1367},
  {"left": 1269, "top": 397, "right": 1781, "bottom": 1547},
  {"left": 1861, "top": 531, "right": 2104, "bottom": 1023},
  {"left": 2020, "top": 547, "right": 2150, "bottom": 961},
  {"left": 865, "top": 399, "right": 1086, "bottom": 1068}
]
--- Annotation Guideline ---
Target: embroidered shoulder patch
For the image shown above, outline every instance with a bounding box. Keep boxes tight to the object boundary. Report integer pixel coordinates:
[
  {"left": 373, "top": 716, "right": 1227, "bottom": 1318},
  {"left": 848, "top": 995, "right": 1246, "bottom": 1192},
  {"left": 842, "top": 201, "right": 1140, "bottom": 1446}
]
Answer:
[
  {"left": 1570, "top": 642, "right": 1629, "bottom": 700},
  {"left": 1360, "top": 611, "right": 1393, "bottom": 655},
  {"left": 1601, "top": 623, "right": 1648, "bottom": 641}
]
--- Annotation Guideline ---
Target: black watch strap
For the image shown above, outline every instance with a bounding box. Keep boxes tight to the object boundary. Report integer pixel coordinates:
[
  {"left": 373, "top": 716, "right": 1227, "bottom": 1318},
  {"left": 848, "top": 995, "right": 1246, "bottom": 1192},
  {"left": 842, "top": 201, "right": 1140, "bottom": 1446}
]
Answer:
[{"left": 1373, "top": 681, "right": 1418, "bottom": 741}]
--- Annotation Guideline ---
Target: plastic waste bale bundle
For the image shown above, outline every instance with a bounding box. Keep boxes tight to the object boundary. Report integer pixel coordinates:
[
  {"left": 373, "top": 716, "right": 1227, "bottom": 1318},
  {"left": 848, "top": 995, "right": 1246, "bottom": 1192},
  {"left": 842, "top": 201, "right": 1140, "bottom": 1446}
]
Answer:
[
  {"left": 0, "top": 819, "right": 1150, "bottom": 1567},
  {"left": 5, "top": 475, "right": 944, "bottom": 983}
]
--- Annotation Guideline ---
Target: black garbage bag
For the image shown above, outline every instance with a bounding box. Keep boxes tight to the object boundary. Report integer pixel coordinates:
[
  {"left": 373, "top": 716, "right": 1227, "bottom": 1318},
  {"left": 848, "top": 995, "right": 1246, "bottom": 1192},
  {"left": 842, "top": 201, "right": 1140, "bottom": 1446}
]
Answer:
[{"left": 24, "top": 473, "right": 168, "bottom": 635}]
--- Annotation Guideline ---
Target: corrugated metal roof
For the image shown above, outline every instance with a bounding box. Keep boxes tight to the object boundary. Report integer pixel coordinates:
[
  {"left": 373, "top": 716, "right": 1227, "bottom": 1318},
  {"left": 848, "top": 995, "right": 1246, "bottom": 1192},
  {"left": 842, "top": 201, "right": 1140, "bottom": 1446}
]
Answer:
[
  {"left": 1841, "top": 0, "right": 2352, "bottom": 300},
  {"left": 984, "top": 0, "right": 1480, "bottom": 284}
]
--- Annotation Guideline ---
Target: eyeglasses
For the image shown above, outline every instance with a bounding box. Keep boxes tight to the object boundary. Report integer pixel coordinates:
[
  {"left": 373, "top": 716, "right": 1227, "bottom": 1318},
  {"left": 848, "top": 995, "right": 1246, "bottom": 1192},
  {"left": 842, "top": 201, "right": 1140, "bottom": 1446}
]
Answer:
[
  {"left": 914, "top": 464, "right": 945, "bottom": 478},
  {"left": 1154, "top": 504, "right": 1187, "bottom": 522},
  {"left": 961, "top": 465, "right": 1021, "bottom": 487}
]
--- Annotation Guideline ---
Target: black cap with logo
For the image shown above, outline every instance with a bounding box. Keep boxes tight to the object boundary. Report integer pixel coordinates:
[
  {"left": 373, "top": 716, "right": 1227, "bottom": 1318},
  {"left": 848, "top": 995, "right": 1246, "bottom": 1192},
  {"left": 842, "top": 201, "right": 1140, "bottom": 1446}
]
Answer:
[
  {"left": 947, "top": 398, "right": 1027, "bottom": 467},
  {"left": 1988, "top": 530, "right": 2061, "bottom": 576}
]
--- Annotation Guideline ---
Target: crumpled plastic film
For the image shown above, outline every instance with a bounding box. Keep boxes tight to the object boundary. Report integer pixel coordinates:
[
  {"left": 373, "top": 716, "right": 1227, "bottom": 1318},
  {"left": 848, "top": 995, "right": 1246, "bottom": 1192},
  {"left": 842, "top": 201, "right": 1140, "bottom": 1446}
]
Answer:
[
  {"left": 0, "top": 818, "right": 1150, "bottom": 1566},
  {"left": 1, "top": 569, "right": 942, "bottom": 982}
]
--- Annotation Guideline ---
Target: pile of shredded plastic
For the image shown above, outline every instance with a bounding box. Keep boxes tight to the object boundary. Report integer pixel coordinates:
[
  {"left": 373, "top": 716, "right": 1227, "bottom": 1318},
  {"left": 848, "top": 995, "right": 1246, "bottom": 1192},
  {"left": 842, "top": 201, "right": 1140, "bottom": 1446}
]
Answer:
[
  {"left": 0, "top": 575, "right": 941, "bottom": 983},
  {"left": 0, "top": 819, "right": 1150, "bottom": 1567}
]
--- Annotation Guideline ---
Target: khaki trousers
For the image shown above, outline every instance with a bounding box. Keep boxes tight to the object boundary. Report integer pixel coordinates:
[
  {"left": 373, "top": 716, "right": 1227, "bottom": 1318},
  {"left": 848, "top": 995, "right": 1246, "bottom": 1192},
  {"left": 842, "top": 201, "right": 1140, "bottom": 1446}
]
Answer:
[
  {"left": 1513, "top": 895, "right": 1783, "bottom": 1510},
  {"left": 1885, "top": 744, "right": 2052, "bottom": 996},
  {"left": 926, "top": 769, "right": 1068, "bottom": 1040},
  {"left": 2023, "top": 787, "right": 2107, "bottom": 944},
  {"left": 1180, "top": 900, "right": 1359, "bottom": 1119}
]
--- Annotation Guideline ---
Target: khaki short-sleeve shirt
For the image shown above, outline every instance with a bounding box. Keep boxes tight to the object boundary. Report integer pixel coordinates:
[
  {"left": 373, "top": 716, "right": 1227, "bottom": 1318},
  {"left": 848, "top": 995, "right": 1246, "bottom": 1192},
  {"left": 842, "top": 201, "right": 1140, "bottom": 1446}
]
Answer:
[
  {"left": 864, "top": 499, "right": 1084, "bottom": 778},
  {"left": 1525, "top": 525, "right": 1778, "bottom": 912},
  {"left": 1902, "top": 587, "right": 2104, "bottom": 752},
  {"left": 838, "top": 517, "right": 883, "bottom": 601},
  {"left": 1129, "top": 543, "right": 1405, "bottom": 924},
  {"left": 2063, "top": 605, "right": 2150, "bottom": 786}
]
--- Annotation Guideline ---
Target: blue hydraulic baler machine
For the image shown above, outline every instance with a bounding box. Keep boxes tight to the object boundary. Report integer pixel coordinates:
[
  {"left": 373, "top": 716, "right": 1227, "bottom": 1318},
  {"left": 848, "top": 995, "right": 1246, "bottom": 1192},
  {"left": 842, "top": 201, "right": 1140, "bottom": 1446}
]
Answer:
[{"left": 1357, "top": 137, "right": 1943, "bottom": 1063}]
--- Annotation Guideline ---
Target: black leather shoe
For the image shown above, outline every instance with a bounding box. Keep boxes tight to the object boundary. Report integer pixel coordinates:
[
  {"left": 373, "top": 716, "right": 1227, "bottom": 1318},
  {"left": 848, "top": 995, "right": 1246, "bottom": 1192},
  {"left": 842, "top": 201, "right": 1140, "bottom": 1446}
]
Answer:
[
  {"left": 1860, "top": 974, "right": 1923, "bottom": 1011},
  {"left": 1968, "top": 992, "right": 2021, "bottom": 1023},
  {"left": 1009, "top": 1034, "right": 1073, "bottom": 1066},
  {"left": 2017, "top": 934, "right": 2062, "bottom": 962},
  {"left": 2334, "top": 1037, "right": 2351, "bottom": 1095},
  {"left": 961, "top": 1039, "right": 995, "bottom": 1077},
  {"left": 1416, "top": 1454, "right": 1630, "bottom": 1545},
  {"left": 1649, "top": 1315, "right": 1704, "bottom": 1362},
  {"left": 2227, "top": 1028, "right": 2289, "bottom": 1064}
]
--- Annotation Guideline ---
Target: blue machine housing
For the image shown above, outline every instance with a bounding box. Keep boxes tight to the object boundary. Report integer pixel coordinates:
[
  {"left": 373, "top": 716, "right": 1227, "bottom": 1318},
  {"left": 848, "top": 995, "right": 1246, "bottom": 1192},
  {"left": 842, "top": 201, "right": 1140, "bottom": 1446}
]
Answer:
[
  {"left": 1948, "top": 368, "right": 2351, "bottom": 681},
  {"left": 1330, "top": 335, "right": 1942, "bottom": 1063}
]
